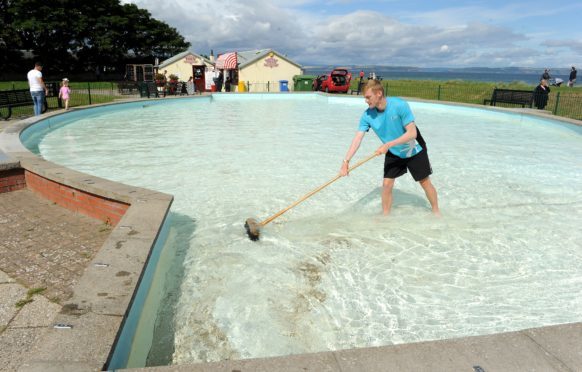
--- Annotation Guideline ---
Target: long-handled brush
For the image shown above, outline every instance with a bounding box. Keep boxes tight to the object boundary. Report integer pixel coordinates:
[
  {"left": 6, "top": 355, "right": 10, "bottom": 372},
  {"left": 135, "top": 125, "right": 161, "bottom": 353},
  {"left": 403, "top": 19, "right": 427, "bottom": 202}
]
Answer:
[{"left": 245, "top": 153, "right": 379, "bottom": 241}]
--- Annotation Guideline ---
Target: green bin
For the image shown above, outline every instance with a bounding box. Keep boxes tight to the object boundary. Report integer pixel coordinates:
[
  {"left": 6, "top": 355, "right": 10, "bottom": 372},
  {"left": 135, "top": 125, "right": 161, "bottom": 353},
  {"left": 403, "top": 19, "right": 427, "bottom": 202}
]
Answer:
[
  {"left": 138, "top": 82, "right": 149, "bottom": 97},
  {"left": 292, "top": 75, "right": 317, "bottom": 91}
]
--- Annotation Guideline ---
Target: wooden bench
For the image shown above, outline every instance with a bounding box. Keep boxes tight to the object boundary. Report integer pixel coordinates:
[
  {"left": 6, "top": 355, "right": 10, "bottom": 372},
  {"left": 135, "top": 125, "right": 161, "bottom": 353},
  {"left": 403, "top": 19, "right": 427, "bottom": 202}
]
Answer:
[
  {"left": 117, "top": 81, "right": 140, "bottom": 95},
  {"left": 0, "top": 89, "right": 48, "bottom": 120},
  {"left": 484, "top": 88, "right": 534, "bottom": 108}
]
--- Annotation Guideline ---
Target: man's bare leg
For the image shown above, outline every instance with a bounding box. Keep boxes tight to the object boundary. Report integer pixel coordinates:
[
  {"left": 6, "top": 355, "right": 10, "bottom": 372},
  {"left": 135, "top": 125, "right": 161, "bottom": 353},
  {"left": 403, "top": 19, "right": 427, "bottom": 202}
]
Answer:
[
  {"left": 419, "top": 177, "right": 440, "bottom": 216},
  {"left": 382, "top": 178, "right": 395, "bottom": 215}
]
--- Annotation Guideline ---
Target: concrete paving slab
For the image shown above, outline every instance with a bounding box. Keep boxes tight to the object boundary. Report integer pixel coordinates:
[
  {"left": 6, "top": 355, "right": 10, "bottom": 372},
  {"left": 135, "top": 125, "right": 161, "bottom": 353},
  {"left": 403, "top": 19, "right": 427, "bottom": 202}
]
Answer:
[
  {"left": 228, "top": 352, "right": 340, "bottom": 372},
  {"left": 0, "top": 152, "right": 19, "bottom": 170},
  {"left": 10, "top": 295, "right": 60, "bottom": 328},
  {"left": 0, "top": 270, "right": 15, "bottom": 284},
  {"left": 0, "top": 284, "right": 26, "bottom": 326},
  {"left": 128, "top": 353, "right": 341, "bottom": 372},
  {"left": 24, "top": 311, "right": 122, "bottom": 370},
  {"left": 525, "top": 323, "right": 582, "bottom": 370},
  {"left": 61, "top": 252, "right": 146, "bottom": 317},
  {"left": 59, "top": 200, "right": 172, "bottom": 317},
  {"left": 446, "top": 330, "right": 569, "bottom": 372},
  {"left": 335, "top": 330, "right": 569, "bottom": 372},
  {"left": 0, "top": 327, "right": 46, "bottom": 372},
  {"left": 18, "top": 361, "right": 96, "bottom": 372}
]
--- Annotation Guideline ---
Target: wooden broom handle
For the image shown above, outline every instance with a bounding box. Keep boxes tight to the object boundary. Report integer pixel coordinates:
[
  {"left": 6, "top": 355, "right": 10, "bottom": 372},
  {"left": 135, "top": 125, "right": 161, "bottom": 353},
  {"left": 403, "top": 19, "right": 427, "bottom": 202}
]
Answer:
[{"left": 259, "top": 152, "right": 379, "bottom": 227}]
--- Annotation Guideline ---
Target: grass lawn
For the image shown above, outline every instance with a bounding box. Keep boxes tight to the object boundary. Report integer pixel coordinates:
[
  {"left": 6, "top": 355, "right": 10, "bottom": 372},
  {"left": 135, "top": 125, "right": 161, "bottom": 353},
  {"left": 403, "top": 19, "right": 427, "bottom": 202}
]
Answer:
[{"left": 349, "top": 79, "right": 582, "bottom": 120}]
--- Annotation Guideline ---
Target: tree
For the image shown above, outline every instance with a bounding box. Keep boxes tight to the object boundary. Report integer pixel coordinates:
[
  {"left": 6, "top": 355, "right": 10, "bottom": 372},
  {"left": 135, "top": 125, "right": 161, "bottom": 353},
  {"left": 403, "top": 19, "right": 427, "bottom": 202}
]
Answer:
[
  {"left": 0, "top": 0, "right": 25, "bottom": 74},
  {"left": 121, "top": 4, "right": 190, "bottom": 60},
  {"left": 3, "top": 0, "right": 190, "bottom": 76},
  {"left": 9, "top": 0, "right": 78, "bottom": 72}
]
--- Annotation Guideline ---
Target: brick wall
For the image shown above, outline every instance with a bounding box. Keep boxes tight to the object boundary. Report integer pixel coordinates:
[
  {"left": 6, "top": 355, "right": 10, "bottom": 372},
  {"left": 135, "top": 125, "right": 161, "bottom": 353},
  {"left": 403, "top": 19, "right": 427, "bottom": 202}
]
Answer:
[
  {"left": 0, "top": 168, "right": 26, "bottom": 193},
  {"left": 25, "top": 171, "right": 130, "bottom": 226}
]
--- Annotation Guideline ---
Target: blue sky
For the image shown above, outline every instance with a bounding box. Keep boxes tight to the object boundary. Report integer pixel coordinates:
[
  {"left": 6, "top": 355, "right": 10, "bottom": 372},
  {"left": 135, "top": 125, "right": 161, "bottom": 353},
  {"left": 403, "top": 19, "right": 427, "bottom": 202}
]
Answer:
[{"left": 123, "top": 0, "right": 581, "bottom": 68}]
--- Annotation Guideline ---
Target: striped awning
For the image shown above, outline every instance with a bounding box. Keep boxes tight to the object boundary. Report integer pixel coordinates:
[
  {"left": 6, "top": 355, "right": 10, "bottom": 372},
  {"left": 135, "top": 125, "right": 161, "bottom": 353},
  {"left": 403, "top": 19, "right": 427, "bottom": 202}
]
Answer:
[{"left": 215, "top": 52, "right": 238, "bottom": 70}]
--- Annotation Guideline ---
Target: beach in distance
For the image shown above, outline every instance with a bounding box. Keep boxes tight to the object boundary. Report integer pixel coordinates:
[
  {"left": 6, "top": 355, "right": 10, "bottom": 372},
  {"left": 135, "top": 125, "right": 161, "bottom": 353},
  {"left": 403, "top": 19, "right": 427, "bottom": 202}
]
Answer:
[{"left": 304, "top": 66, "right": 573, "bottom": 86}]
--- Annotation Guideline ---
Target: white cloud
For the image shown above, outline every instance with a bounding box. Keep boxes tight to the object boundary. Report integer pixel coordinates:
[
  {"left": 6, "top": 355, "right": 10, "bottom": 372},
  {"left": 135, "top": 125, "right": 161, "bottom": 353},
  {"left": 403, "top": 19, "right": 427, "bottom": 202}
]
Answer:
[
  {"left": 121, "top": 0, "right": 580, "bottom": 67},
  {"left": 543, "top": 39, "right": 582, "bottom": 54},
  {"left": 398, "top": 3, "right": 572, "bottom": 28}
]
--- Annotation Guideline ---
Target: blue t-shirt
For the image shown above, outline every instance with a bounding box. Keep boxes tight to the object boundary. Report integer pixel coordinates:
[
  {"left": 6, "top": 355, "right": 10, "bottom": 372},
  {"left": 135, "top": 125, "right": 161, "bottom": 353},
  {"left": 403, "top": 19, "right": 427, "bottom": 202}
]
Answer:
[{"left": 358, "top": 97, "right": 423, "bottom": 158}]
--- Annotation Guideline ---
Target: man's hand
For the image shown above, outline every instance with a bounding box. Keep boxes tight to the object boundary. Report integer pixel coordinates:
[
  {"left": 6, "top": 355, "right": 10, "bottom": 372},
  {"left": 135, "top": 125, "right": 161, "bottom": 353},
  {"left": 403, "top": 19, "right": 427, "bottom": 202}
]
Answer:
[
  {"left": 339, "top": 160, "right": 349, "bottom": 176},
  {"left": 375, "top": 142, "right": 391, "bottom": 155}
]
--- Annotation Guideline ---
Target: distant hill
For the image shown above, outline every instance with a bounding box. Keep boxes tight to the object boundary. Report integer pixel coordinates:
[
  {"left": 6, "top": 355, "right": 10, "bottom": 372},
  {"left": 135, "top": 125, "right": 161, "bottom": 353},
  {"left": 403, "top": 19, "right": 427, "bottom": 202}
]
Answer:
[{"left": 303, "top": 65, "right": 572, "bottom": 75}]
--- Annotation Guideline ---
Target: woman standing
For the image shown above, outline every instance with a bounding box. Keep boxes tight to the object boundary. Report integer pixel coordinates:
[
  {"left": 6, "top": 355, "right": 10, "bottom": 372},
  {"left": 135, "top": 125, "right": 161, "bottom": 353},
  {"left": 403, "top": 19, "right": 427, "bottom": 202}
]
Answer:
[{"left": 534, "top": 79, "right": 550, "bottom": 110}]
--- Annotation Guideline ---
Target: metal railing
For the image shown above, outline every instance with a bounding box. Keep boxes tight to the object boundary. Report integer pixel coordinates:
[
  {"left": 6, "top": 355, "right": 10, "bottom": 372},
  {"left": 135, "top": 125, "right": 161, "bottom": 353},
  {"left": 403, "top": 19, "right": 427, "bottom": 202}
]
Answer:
[
  {"left": 0, "top": 82, "right": 143, "bottom": 119},
  {"left": 373, "top": 81, "right": 582, "bottom": 121}
]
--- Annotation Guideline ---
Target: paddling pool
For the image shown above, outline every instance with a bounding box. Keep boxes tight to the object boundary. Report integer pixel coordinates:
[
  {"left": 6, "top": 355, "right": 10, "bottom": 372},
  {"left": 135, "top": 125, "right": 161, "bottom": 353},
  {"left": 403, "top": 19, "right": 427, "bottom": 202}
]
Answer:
[{"left": 22, "top": 94, "right": 582, "bottom": 367}]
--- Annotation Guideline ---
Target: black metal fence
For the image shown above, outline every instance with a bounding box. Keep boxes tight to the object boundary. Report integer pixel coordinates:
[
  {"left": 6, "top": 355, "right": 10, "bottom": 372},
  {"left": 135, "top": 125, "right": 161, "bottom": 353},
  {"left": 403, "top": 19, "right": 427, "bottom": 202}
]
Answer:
[
  {"left": 1, "top": 81, "right": 581, "bottom": 121},
  {"left": 376, "top": 81, "right": 582, "bottom": 121},
  {"left": 0, "top": 81, "right": 141, "bottom": 119}
]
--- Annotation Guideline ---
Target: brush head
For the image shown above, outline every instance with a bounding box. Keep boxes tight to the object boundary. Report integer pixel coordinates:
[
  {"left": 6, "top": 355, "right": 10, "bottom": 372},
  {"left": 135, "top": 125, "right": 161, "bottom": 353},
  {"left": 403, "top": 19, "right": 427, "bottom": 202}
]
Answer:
[{"left": 244, "top": 218, "right": 261, "bottom": 241}]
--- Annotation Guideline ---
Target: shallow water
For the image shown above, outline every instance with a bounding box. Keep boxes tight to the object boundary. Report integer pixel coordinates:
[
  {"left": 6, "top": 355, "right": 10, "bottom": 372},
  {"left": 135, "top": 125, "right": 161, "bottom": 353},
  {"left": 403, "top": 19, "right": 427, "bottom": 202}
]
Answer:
[{"left": 35, "top": 95, "right": 582, "bottom": 365}]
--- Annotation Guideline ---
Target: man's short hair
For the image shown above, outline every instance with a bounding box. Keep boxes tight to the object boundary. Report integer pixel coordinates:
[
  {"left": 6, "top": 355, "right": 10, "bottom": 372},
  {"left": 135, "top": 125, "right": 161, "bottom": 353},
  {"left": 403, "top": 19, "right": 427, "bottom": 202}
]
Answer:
[
  {"left": 35, "top": 62, "right": 43, "bottom": 67},
  {"left": 364, "top": 79, "right": 384, "bottom": 96}
]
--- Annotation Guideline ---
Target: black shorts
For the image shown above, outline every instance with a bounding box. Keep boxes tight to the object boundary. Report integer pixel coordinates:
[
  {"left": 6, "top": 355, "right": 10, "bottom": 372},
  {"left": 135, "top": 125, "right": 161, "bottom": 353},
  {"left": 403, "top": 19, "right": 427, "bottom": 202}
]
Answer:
[{"left": 384, "top": 149, "right": 433, "bottom": 181}]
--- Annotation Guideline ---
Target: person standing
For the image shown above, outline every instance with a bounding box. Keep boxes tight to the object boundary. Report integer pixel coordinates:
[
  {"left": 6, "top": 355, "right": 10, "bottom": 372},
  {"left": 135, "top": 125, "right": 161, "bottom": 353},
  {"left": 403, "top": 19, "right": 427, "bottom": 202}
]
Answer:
[
  {"left": 534, "top": 79, "right": 551, "bottom": 109},
  {"left": 27, "top": 62, "right": 48, "bottom": 116},
  {"left": 541, "top": 69, "right": 551, "bottom": 81},
  {"left": 339, "top": 79, "right": 440, "bottom": 216},
  {"left": 568, "top": 66, "right": 577, "bottom": 87},
  {"left": 224, "top": 76, "right": 231, "bottom": 92},
  {"left": 216, "top": 71, "right": 224, "bottom": 92},
  {"left": 356, "top": 70, "right": 365, "bottom": 95},
  {"left": 187, "top": 76, "right": 195, "bottom": 95},
  {"left": 58, "top": 78, "right": 71, "bottom": 110}
]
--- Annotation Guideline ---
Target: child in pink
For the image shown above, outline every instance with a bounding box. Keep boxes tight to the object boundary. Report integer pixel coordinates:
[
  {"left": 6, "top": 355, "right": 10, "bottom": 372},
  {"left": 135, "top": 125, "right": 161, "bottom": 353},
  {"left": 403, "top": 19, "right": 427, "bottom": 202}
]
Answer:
[{"left": 59, "top": 78, "right": 71, "bottom": 110}]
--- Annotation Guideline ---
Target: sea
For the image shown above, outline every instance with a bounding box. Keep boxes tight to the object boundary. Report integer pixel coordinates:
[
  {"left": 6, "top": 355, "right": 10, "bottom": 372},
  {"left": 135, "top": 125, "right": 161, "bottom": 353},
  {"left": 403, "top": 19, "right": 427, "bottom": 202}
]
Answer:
[{"left": 303, "top": 67, "right": 571, "bottom": 86}]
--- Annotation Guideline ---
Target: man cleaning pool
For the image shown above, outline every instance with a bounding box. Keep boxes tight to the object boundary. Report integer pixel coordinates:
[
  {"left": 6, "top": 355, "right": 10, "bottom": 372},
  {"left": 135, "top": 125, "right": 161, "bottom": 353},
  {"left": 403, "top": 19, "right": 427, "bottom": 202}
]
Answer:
[{"left": 339, "top": 79, "right": 440, "bottom": 216}]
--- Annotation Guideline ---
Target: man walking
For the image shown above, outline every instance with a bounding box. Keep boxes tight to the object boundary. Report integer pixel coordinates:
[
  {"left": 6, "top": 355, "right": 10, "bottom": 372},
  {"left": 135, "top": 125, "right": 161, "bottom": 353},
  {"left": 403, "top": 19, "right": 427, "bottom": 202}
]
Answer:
[
  {"left": 339, "top": 79, "right": 440, "bottom": 216},
  {"left": 27, "top": 62, "right": 48, "bottom": 116}
]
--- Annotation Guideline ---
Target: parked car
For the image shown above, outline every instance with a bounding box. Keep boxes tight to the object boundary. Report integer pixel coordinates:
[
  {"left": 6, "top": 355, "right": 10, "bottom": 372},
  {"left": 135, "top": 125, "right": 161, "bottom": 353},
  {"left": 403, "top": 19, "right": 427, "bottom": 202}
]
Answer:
[
  {"left": 312, "top": 74, "right": 328, "bottom": 92},
  {"left": 313, "top": 68, "right": 352, "bottom": 93}
]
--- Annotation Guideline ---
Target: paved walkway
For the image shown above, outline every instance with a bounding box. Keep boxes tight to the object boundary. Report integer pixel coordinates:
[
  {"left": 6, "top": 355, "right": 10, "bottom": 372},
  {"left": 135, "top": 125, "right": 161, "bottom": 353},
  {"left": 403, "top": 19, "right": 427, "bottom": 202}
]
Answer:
[{"left": 0, "top": 189, "right": 110, "bottom": 372}]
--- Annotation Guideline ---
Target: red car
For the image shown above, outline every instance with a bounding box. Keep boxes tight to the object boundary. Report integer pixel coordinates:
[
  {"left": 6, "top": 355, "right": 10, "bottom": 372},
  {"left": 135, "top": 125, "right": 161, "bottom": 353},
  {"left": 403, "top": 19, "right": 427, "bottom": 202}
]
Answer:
[{"left": 313, "top": 68, "right": 352, "bottom": 93}]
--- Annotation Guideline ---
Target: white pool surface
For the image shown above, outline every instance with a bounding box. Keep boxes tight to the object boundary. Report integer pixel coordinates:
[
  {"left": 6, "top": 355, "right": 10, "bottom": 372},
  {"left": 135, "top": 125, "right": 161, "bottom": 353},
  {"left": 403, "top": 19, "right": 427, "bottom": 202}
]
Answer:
[{"left": 31, "top": 95, "right": 582, "bottom": 366}]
